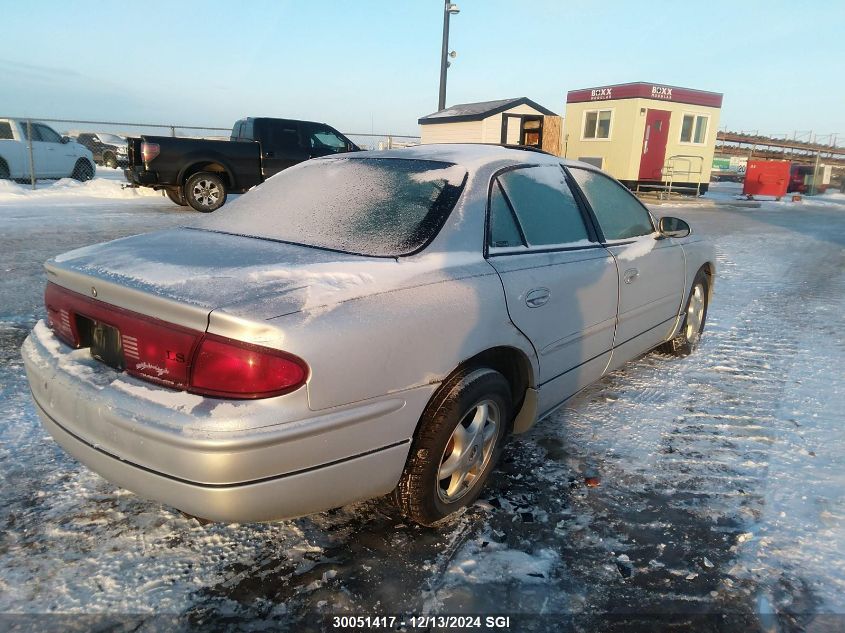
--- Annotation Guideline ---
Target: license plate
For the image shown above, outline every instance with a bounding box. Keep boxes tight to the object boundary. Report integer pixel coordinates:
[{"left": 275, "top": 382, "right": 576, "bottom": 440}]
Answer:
[{"left": 90, "top": 321, "right": 125, "bottom": 371}]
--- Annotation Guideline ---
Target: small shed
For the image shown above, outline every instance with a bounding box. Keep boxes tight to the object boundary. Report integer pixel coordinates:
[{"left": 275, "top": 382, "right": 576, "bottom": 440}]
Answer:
[
  {"left": 562, "top": 82, "right": 723, "bottom": 194},
  {"left": 418, "top": 98, "right": 561, "bottom": 153}
]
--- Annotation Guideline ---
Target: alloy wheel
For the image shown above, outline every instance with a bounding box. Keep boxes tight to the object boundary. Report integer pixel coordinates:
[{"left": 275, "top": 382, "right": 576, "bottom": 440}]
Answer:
[{"left": 437, "top": 399, "right": 500, "bottom": 503}]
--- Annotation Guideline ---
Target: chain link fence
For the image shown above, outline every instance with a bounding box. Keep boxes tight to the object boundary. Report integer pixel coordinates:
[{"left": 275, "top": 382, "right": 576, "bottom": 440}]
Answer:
[{"left": 0, "top": 116, "right": 420, "bottom": 189}]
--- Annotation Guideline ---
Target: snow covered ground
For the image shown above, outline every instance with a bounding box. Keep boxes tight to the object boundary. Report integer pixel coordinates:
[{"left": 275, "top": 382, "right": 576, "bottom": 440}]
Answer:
[{"left": 0, "top": 175, "right": 843, "bottom": 630}]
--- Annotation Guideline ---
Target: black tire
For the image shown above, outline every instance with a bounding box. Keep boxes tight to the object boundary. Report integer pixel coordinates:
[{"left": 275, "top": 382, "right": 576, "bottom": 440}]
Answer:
[
  {"left": 659, "top": 269, "right": 709, "bottom": 356},
  {"left": 71, "top": 159, "right": 94, "bottom": 182},
  {"left": 393, "top": 368, "right": 512, "bottom": 526},
  {"left": 0, "top": 159, "right": 9, "bottom": 180},
  {"left": 184, "top": 171, "right": 227, "bottom": 212},
  {"left": 103, "top": 152, "right": 117, "bottom": 169},
  {"left": 165, "top": 188, "right": 189, "bottom": 206}
]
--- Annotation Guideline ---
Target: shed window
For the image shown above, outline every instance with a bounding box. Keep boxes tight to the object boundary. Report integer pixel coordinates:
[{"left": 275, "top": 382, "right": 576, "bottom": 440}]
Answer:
[
  {"left": 583, "top": 110, "right": 612, "bottom": 139},
  {"left": 681, "top": 114, "right": 708, "bottom": 144}
]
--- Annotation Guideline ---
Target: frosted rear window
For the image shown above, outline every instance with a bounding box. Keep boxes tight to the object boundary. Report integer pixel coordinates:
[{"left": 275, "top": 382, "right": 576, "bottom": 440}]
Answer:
[{"left": 202, "top": 157, "right": 467, "bottom": 257}]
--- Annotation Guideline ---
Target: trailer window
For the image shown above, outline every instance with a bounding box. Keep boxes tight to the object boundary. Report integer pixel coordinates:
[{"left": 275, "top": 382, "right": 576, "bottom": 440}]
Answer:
[
  {"left": 681, "top": 114, "right": 708, "bottom": 144},
  {"left": 583, "top": 110, "right": 612, "bottom": 139}
]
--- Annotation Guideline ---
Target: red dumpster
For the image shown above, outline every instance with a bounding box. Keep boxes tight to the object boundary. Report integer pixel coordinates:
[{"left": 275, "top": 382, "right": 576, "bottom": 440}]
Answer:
[{"left": 743, "top": 160, "right": 790, "bottom": 199}]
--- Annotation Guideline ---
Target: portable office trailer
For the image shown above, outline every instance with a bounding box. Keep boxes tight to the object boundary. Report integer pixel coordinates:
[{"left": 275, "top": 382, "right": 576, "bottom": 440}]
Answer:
[
  {"left": 418, "top": 98, "right": 561, "bottom": 153},
  {"left": 562, "top": 82, "right": 723, "bottom": 194}
]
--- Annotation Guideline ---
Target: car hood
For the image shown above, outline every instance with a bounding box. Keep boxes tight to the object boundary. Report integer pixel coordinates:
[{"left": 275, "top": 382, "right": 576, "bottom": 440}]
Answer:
[{"left": 46, "top": 227, "right": 485, "bottom": 325}]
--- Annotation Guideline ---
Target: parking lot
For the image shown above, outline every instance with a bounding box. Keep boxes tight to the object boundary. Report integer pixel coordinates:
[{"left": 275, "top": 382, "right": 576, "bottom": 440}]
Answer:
[{"left": 0, "top": 176, "right": 843, "bottom": 631}]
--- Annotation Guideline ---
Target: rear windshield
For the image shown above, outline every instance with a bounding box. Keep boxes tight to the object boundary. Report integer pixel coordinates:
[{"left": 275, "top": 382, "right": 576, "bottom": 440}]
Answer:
[{"left": 201, "top": 157, "right": 467, "bottom": 257}]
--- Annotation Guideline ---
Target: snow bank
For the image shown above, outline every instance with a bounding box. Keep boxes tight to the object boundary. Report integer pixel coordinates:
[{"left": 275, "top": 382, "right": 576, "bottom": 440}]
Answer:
[{"left": 0, "top": 177, "right": 160, "bottom": 201}]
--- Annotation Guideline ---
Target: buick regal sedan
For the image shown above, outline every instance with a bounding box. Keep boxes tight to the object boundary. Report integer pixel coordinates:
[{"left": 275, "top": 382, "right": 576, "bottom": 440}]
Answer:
[{"left": 22, "top": 144, "right": 714, "bottom": 526}]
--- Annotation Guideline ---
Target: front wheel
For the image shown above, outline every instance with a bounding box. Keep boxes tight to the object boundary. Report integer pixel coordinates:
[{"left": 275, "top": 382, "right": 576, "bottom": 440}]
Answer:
[
  {"left": 659, "top": 269, "right": 709, "bottom": 356},
  {"left": 71, "top": 159, "right": 94, "bottom": 182},
  {"left": 393, "top": 368, "right": 512, "bottom": 526},
  {"left": 103, "top": 152, "right": 118, "bottom": 169},
  {"left": 184, "top": 172, "right": 227, "bottom": 212}
]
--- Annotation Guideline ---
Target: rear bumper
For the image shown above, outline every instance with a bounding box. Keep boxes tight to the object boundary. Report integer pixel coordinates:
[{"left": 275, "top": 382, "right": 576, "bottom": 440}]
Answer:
[
  {"left": 34, "top": 399, "right": 409, "bottom": 523},
  {"left": 21, "top": 323, "right": 434, "bottom": 522},
  {"left": 123, "top": 166, "right": 159, "bottom": 186}
]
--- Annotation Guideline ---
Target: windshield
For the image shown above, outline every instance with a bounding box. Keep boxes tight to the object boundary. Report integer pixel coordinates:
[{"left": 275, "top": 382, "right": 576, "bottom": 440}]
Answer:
[
  {"left": 201, "top": 157, "right": 467, "bottom": 257},
  {"left": 98, "top": 133, "right": 125, "bottom": 144}
]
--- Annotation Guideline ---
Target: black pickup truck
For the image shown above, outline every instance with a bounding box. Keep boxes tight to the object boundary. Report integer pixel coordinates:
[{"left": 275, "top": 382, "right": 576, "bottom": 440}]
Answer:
[{"left": 125, "top": 117, "right": 359, "bottom": 211}]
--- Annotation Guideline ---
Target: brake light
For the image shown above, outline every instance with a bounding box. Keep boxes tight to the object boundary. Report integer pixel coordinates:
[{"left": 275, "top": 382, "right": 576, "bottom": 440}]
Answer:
[
  {"left": 189, "top": 334, "right": 308, "bottom": 399},
  {"left": 44, "top": 282, "right": 307, "bottom": 399},
  {"left": 141, "top": 142, "right": 160, "bottom": 163}
]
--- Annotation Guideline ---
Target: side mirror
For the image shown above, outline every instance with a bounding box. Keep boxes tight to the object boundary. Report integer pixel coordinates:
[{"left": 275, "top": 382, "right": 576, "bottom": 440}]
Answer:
[
  {"left": 61, "top": 136, "right": 70, "bottom": 144},
  {"left": 658, "top": 216, "right": 691, "bottom": 238}
]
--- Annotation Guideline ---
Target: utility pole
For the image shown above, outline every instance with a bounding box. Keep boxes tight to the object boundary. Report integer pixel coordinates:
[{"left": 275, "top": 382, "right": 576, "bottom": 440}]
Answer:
[{"left": 438, "top": 1, "right": 460, "bottom": 111}]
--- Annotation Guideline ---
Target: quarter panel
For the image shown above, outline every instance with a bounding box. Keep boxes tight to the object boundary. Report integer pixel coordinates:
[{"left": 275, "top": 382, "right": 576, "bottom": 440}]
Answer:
[{"left": 262, "top": 267, "right": 537, "bottom": 411}]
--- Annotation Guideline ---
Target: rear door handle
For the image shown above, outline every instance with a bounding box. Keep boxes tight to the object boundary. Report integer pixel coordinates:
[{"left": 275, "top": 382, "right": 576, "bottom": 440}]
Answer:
[
  {"left": 623, "top": 268, "right": 639, "bottom": 284},
  {"left": 525, "top": 287, "right": 550, "bottom": 308}
]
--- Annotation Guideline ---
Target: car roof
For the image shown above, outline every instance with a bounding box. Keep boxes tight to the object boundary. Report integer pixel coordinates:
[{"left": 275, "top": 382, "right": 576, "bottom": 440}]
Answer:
[{"left": 345, "top": 143, "right": 599, "bottom": 172}]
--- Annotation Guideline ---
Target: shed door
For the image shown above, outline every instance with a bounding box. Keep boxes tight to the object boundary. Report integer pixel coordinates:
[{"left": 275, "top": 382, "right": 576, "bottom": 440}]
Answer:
[
  {"left": 500, "top": 114, "right": 543, "bottom": 147},
  {"left": 638, "top": 109, "right": 671, "bottom": 181}
]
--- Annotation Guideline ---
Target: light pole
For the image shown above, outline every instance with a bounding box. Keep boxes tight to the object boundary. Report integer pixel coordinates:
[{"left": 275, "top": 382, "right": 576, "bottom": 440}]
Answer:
[{"left": 438, "top": 1, "right": 460, "bottom": 111}]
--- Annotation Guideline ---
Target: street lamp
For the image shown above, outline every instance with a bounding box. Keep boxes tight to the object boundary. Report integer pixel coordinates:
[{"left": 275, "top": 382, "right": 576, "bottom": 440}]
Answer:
[{"left": 438, "top": 1, "right": 460, "bottom": 111}]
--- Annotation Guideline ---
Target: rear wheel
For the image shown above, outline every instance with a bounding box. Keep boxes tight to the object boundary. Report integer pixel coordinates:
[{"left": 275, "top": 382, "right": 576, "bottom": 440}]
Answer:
[
  {"left": 165, "top": 188, "right": 188, "bottom": 206},
  {"left": 103, "top": 152, "right": 117, "bottom": 169},
  {"left": 71, "top": 159, "right": 94, "bottom": 182},
  {"left": 185, "top": 171, "right": 227, "bottom": 212},
  {"left": 659, "top": 269, "right": 709, "bottom": 356},
  {"left": 0, "top": 159, "right": 9, "bottom": 180},
  {"left": 393, "top": 368, "right": 511, "bottom": 526}
]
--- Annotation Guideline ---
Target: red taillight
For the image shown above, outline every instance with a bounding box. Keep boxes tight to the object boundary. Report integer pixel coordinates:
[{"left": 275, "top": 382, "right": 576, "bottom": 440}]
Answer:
[
  {"left": 44, "top": 282, "right": 307, "bottom": 399},
  {"left": 189, "top": 334, "right": 307, "bottom": 399},
  {"left": 141, "top": 142, "right": 160, "bottom": 163}
]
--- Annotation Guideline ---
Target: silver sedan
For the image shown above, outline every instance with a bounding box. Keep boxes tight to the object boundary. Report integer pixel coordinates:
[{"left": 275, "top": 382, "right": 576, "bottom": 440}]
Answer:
[{"left": 21, "top": 144, "right": 715, "bottom": 526}]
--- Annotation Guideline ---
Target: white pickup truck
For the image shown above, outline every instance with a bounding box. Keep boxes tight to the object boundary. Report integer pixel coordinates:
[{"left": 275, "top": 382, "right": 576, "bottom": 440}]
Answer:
[{"left": 0, "top": 118, "right": 96, "bottom": 181}]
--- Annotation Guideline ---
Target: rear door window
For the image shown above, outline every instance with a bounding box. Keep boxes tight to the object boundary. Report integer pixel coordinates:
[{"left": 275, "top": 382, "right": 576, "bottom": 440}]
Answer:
[
  {"left": 263, "top": 120, "right": 301, "bottom": 151},
  {"left": 0, "top": 122, "right": 13, "bottom": 140},
  {"left": 569, "top": 168, "right": 654, "bottom": 240},
  {"left": 496, "top": 166, "right": 590, "bottom": 248},
  {"left": 488, "top": 181, "right": 525, "bottom": 249}
]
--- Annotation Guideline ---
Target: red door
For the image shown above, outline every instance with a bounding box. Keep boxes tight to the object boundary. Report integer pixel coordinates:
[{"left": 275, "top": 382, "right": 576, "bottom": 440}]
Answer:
[{"left": 638, "top": 109, "right": 671, "bottom": 181}]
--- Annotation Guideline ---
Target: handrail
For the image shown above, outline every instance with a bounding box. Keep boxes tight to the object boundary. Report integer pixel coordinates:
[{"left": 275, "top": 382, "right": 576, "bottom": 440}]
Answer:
[{"left": 662, "top": 154, "right": 704, "bottom": 198}]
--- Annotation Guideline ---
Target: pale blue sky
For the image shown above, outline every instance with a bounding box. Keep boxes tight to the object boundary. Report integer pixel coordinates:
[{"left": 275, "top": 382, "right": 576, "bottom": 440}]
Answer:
[{"left": 2, "top": 0, "right": 843, "bottom": 137}]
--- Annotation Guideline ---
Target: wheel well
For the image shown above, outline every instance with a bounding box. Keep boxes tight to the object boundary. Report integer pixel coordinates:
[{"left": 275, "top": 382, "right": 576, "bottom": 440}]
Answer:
[
  {"left": 182, "top": 162, "right": 232, "bottom": 188},
  {"left": 447, "top": 347, "right": 534, "bottom": 414},
  {"left": 699, "top": 262, "right": 715, "bottom": 301}
]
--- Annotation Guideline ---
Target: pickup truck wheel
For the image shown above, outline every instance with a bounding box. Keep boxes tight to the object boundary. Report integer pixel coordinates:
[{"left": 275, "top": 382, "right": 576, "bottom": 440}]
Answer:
[
  {"left": 71, "top": 159, "right": 94, "bottom": 182},
  {"left": 659, "top": 269, "right": 709, "bottom": 357},
  {"left": 185, "top": 172, "right": 227, "bottom": 212},
  {"left": 0, "top": 159, "right": 9, "bottom": 180},
  {"left": 393, "top": 368, "right": 511, "bottom": 526},
  {"left": 165, "top": 188, "right": 188, "bottom": 206},
  {"left": 103, "top": 152, "right": 117, "bottom": 169}
]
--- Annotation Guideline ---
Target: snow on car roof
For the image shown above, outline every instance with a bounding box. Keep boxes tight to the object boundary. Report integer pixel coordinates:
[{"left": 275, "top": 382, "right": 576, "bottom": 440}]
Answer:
[{"left": 342, "top": 143, "right": 589, "bottom": 172}]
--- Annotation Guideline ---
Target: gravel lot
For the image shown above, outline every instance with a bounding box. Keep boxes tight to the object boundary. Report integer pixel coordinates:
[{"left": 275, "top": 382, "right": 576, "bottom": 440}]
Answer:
[{"left": 1, "top": 177, "right": 843, "bottom": 631}]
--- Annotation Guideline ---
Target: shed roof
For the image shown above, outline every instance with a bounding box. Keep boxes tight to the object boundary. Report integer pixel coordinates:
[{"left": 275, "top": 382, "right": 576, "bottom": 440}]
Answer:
[{"left": 418, "top": 97, "right": 557, "bottom": 125}]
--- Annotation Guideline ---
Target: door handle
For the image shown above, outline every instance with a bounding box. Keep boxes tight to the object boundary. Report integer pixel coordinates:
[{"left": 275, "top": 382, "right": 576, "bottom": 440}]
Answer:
[
  {"left": 623, "top": 268, "right": 639, "bottom": 284},
  {"left": 525, "top": 287, "right": 550, "bottom": 308}
]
